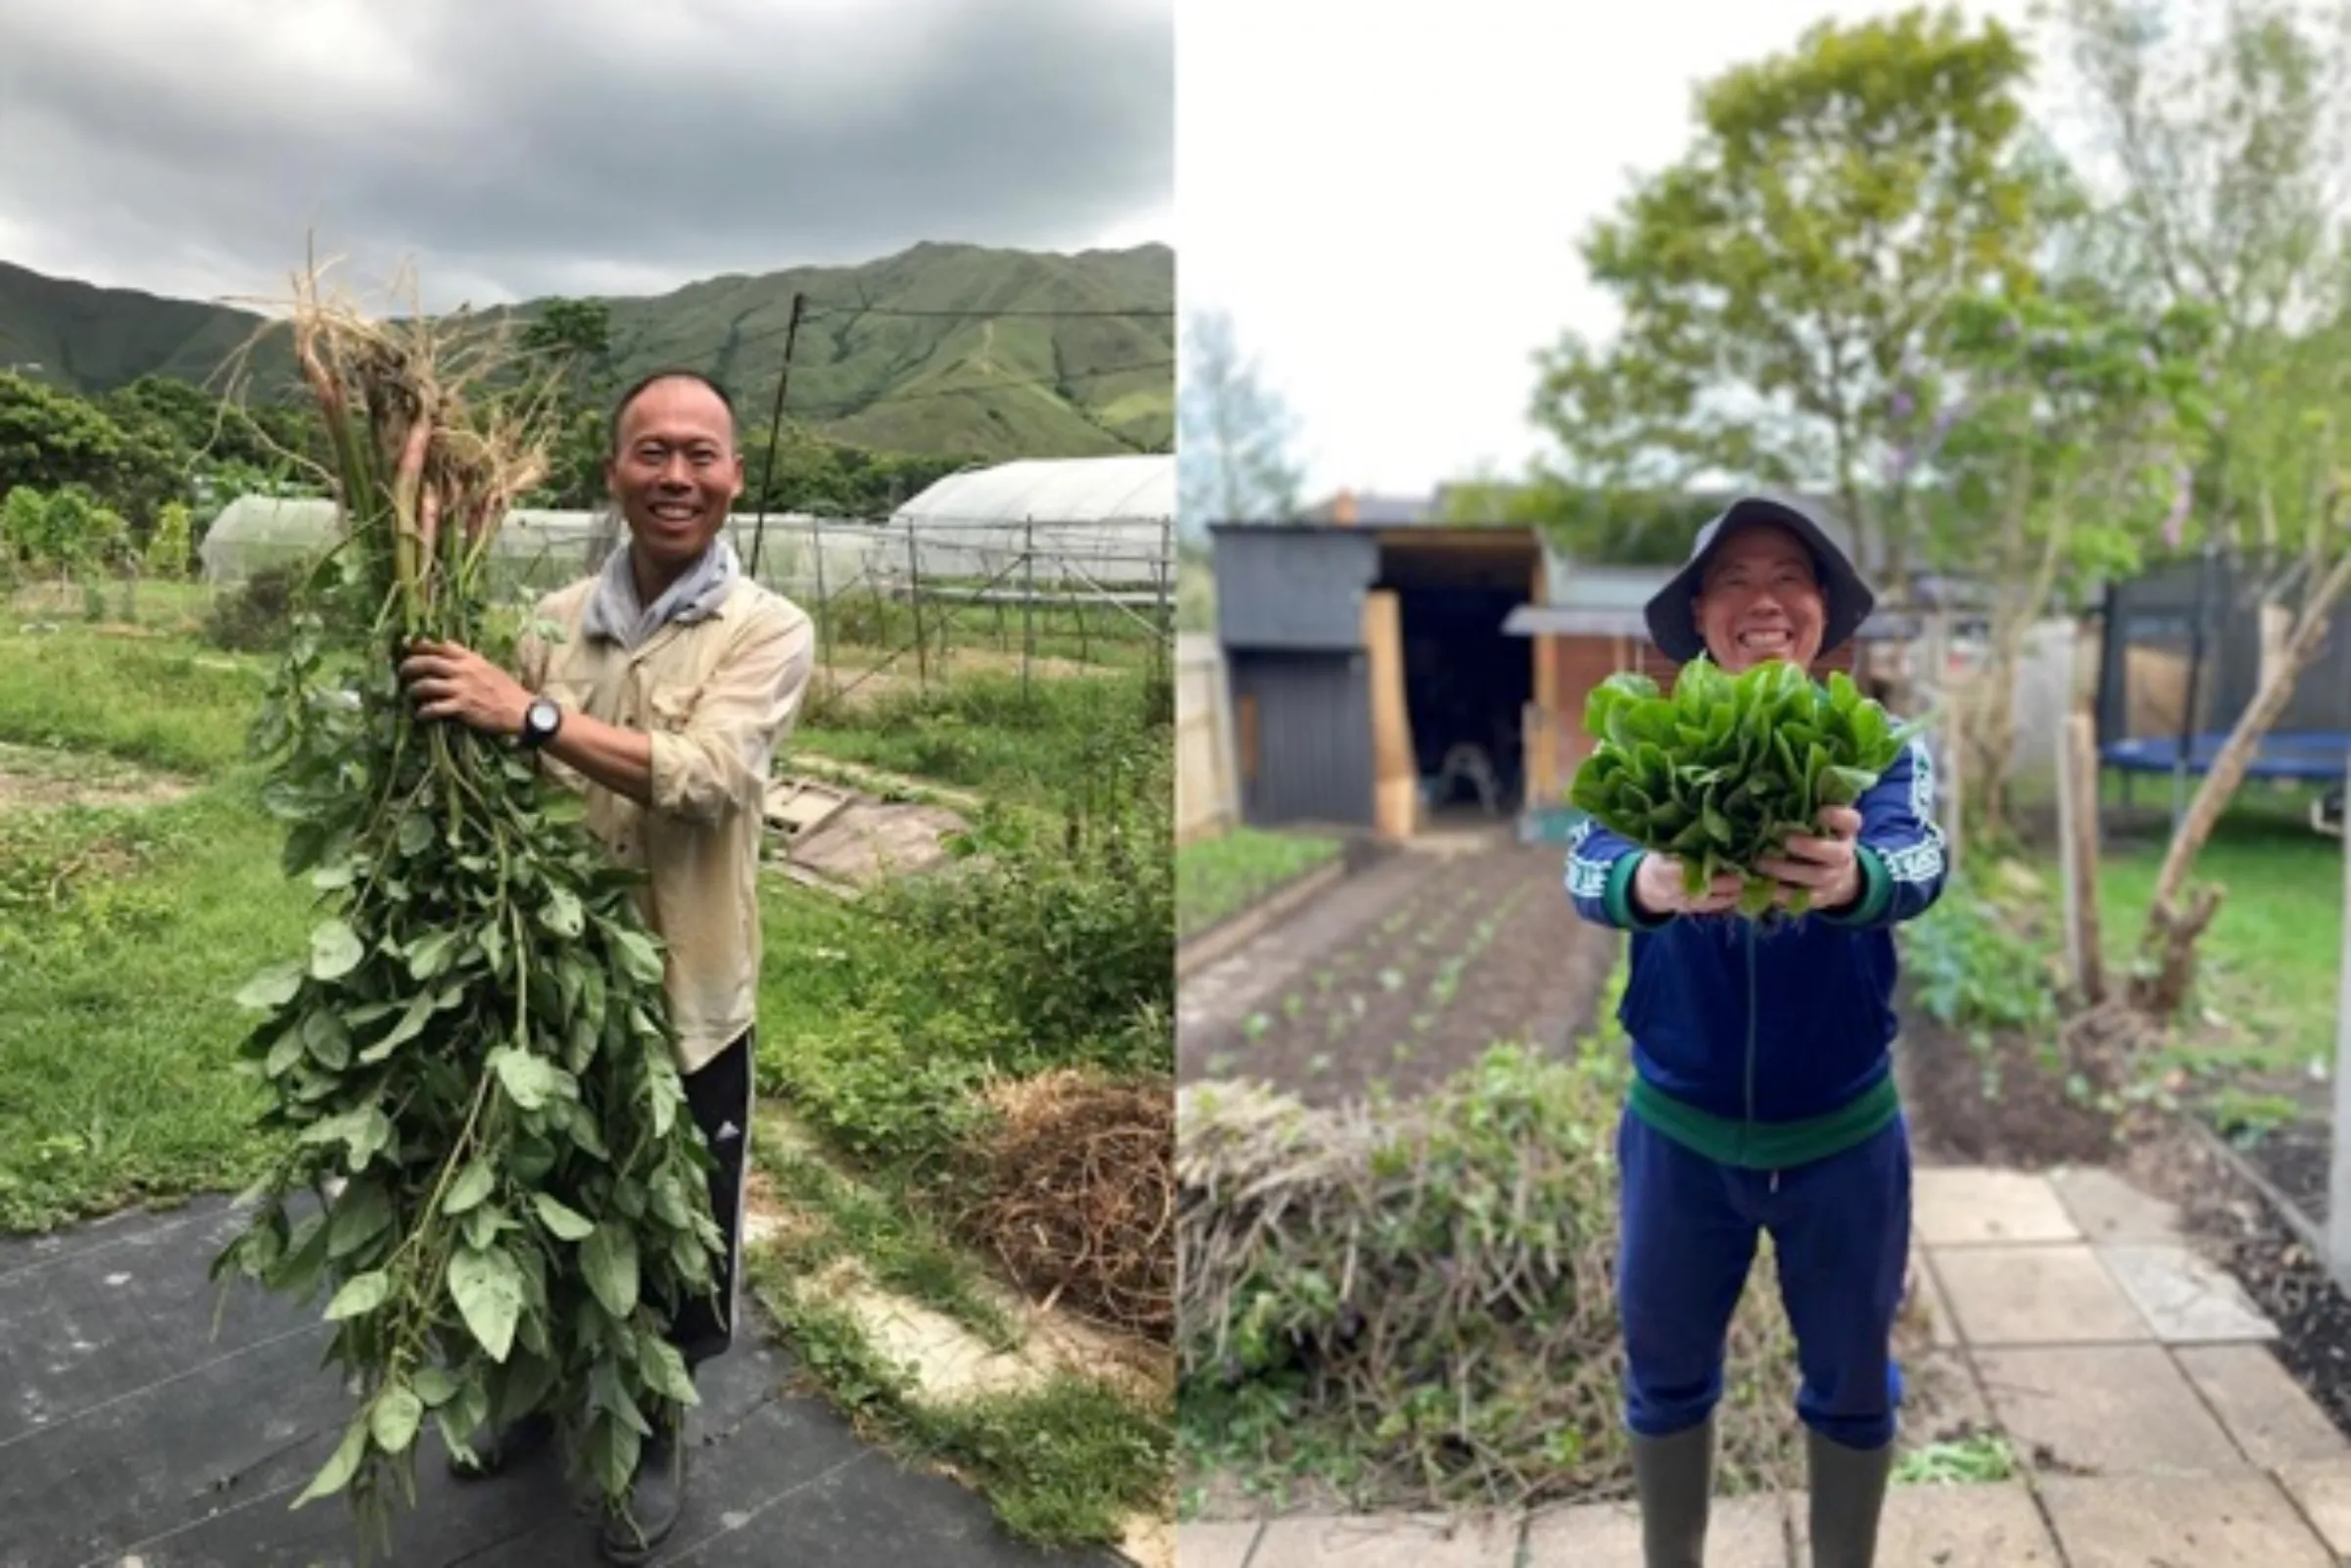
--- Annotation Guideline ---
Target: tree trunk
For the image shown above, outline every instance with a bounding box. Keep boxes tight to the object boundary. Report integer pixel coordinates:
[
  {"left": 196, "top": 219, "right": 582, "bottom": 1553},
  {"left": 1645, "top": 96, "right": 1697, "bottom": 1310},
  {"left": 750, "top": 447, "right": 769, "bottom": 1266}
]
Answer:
[{"left": 2131, "top": 536, "right": 2351, "bottom": 1014}]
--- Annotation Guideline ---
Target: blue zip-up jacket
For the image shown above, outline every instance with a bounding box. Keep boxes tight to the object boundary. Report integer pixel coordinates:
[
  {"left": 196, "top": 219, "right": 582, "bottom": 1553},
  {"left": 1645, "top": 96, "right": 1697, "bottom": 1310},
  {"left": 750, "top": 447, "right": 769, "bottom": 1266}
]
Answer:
[{"left": 1566, "top": 734, "right": 1948, "bottom": 1133}]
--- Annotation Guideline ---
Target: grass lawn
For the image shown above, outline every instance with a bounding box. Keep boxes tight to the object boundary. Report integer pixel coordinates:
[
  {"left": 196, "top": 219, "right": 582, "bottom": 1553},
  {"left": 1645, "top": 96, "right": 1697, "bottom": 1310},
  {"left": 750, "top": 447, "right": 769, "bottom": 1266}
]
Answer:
[
  {"left": 1176, "top": 826, "right": 1342, "bottom": 940},
  {"left": 0, "top": 626, "right": 310, "bottom": 1231},
  {"left": 2008, "top": 762, "right": 2342, "bottom": 1098}
]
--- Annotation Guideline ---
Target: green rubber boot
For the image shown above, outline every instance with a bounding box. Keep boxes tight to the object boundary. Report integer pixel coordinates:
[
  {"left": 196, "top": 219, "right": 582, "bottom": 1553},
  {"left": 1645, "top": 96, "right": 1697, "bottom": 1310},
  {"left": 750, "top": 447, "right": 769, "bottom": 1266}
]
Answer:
[
  {"left": 1805, "top": 1427, "right": 1894, "bottom": 1568},
  {"left": 1628, "top": 1416, "right": 1713, "bottom": 1568}
]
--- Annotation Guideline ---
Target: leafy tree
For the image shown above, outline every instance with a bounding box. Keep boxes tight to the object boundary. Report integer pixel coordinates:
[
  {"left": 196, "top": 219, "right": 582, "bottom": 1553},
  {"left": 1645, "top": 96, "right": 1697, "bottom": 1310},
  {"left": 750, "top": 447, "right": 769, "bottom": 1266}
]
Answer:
[
  {"left": 1176, "top": 309, "right": 1302, "bottom": 536},
  {"left": 1910, "top": 285, "right": 2218, "bottom": 837},
  {"left": 1526, "top": 6, "right": 2042, "bottom": 596},
  {"left": 0, "top": 371, "right": 130, "bottom": 501},
  {"left": 146, "top": 499, "right": 195, "bottom": 580},
  {"left": 2052, "top": 0, "right": 2351, "bottom": 1011}
]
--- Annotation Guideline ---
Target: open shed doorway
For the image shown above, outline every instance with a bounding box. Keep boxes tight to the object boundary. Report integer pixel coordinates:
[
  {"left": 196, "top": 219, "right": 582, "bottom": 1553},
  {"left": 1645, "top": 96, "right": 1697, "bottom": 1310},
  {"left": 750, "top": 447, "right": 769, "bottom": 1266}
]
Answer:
[{"left": 1371, "top": 531, "right": 1541, "bottom": 828}]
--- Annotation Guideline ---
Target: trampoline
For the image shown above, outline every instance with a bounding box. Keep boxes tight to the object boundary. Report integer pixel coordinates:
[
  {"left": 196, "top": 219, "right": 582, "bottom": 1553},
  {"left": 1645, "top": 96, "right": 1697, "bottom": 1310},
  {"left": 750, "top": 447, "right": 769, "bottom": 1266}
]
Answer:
[
  {"left": 2100, "top": 732, "right": 2351, "bottom": 782},
  {"left": 2094, "top": 546, "right": 2351, "bottom": 837}
]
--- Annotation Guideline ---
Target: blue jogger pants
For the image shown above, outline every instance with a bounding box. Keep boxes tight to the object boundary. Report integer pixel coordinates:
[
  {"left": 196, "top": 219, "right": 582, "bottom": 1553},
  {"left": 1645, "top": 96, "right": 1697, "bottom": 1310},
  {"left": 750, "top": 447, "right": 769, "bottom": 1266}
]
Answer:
[{"left": 1613, "top": 1105, "right": 1912, "bottom": 1449}]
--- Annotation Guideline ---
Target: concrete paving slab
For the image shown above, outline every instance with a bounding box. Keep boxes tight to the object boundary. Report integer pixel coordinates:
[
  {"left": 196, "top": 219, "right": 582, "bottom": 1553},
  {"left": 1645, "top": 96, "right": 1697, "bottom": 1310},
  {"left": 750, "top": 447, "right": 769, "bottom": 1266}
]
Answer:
[
  {"left": 1908, "top": 1251, "right": 1962, "bottom": 1350},
  {"left": 1790, "top": 1480, "right": 2059, "bottom": 1565},
  {"left": 1904, "top": 1345, "right": 1992, "bottom": 1441},
  {"left": 2038, "top": 1472, "right": 2332, "bottom": 1567},
  {"left": 2098, "top": 1245, "right": 2279, "bottom": 1344},
  {"left": 2274, "top": 1457, "right": 2351, "bottom": 1556},
  {"left": 1930, "top": 1245, "right": 2151, "bottom": 1346},
  {"left": 1973, "top": 1345, "right": 2247, "bottom": 1476},
  {"left": 2048, "top": 1166, "right": 2184, "bottom": 1245},
  {"left": 1520, "top": 1495, "right": 1789, "bottom": 1567},
  {"left": 2175, "top": 1345, "right": 2350, "bottom": 1467},
  {"left": 1176, "top": 1521, "right": 1264, "bottom": 1568},
  {"left": 1913, "top": 1168, "right": 2080, "bottom": 1246},
  {"left": 1248, "top": 1513, "right": 1520, "bottom": 1567}
]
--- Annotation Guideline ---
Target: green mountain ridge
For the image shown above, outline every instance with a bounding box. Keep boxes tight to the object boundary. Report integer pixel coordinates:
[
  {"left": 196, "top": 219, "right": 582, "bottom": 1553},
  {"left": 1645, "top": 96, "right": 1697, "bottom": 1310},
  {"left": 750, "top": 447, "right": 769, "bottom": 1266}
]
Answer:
[{"left": 0, "top": 240, "right": 1175, "bottom": 461}]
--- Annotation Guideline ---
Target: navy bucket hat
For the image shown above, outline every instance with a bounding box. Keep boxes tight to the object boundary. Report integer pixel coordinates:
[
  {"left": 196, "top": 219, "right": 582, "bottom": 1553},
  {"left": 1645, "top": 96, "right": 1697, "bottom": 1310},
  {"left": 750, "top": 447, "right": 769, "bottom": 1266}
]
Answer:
[{"left": 1643, "top": 493, "right": 1876, "bottom": 663}]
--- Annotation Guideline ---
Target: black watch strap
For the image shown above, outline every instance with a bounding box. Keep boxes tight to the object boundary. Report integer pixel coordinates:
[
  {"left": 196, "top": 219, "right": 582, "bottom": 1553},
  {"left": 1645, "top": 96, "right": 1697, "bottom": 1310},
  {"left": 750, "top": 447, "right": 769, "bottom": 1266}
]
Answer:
[{"left": 520, "top": 696, "right": 562, "bottom": 750}]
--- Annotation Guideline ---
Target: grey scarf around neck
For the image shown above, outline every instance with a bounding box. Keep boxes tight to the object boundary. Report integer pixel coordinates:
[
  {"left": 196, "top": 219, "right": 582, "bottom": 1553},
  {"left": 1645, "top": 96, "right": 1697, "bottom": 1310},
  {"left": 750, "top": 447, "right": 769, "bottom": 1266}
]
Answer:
[{"left": 583, "top": 535, "right": 742, "bottom": 650}]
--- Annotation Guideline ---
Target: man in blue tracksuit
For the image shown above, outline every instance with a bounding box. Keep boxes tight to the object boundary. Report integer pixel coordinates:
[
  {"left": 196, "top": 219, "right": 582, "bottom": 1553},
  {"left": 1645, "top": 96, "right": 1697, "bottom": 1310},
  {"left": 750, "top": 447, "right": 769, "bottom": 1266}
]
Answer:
[{"left": 1565, "top": 495, "right": 1947, "bottom": 1568}]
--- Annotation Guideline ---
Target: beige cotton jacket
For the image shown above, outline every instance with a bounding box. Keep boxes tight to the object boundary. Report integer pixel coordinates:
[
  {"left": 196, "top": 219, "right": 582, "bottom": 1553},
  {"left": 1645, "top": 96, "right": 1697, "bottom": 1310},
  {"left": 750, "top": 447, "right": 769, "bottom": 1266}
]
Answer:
[{"left": 515, "top": 572, "right": 814, "bottom": 1075}]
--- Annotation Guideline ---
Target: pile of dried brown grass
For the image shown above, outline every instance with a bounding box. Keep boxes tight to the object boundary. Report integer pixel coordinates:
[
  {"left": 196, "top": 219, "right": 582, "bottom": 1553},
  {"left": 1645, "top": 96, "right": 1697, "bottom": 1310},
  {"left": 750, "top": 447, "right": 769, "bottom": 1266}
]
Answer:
[
  {"left": 963, "top": 1068, "right": 1175, "bottom": 1343},
  {"left": 1176, "top": 1044, "right": 1805, "bottom": 1512}
]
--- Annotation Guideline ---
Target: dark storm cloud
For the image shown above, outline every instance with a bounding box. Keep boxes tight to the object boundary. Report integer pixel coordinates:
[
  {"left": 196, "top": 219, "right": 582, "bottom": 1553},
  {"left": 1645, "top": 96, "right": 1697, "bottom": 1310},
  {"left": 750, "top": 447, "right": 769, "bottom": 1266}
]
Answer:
[{"left": 0, "top": 0, "right": 1173, "bottom": 309}]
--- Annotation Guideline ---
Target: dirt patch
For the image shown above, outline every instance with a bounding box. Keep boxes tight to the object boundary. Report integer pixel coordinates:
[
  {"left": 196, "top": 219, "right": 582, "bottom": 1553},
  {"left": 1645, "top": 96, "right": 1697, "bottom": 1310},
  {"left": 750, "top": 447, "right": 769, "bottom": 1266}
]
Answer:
[
  {"left": 0, "top": 744, "right": 195, "bottom": 813},
  {"left": 773, "top": 799, "right": 971, "bottom": 893},
  {"left": 2118, "top": 1124, "right": 2351, "bottom": 1442},
  {"left": 1897, "top": 1002, "right": 2125, "bottom": 1169},
  {"left": 1180, "top": 844, "right": 1613, "bottom": 1107}
]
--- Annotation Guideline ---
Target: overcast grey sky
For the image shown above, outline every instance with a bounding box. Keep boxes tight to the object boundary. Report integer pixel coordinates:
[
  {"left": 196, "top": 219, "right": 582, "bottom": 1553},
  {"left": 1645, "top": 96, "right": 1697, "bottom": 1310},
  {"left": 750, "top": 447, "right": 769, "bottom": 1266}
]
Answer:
[
  {"left": 1182, "top": 0, "right": 2044, "bottom": 498},
  {"left": 0, "top": 0, "right": 1173, "bottom": 311}
]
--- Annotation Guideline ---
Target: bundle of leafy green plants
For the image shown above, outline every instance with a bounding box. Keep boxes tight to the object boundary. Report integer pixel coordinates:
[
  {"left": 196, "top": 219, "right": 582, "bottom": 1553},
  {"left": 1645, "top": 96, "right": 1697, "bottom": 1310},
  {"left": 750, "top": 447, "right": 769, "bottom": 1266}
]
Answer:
[
  {"left": 1568, "top": 659, "right": 1916, "bottom": 918},
  {"left": 209, "top": 266, "right": 722, "bottom": 1556}
]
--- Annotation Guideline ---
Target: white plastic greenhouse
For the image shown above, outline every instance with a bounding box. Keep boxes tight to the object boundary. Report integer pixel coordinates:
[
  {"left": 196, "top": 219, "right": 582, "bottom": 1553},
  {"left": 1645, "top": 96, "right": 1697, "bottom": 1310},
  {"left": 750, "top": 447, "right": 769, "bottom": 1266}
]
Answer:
[
  {"left": 199, "top": 496, "right": 856, "bottom": 598},
  {"left": 876, "top": 455, "right": 1175, "bottom": 591},
  {"left": 197, "top": 455, "right": 1176, "bottom": 607}
]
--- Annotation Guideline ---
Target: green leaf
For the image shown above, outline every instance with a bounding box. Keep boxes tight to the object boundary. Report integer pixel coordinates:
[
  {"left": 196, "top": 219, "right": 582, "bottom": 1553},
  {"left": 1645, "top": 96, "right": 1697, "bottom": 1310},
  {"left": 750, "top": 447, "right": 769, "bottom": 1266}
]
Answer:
[
  {"left": 448, "top": 1245, "right": 526, "bottom": 1362},
  {"left": 327, "top": 1181, "right": 393, "bottom": 1259},
  {"left": 444, "top": 1159, "right": 497, "bottom": 1215},
  {"left": 235, "top": 963, "right": 304, "bottom": 1013},
  {"left": 324, "top": 1269, "right": 392, "bottom": 1320},
  {"left": 301, "top": 1009, "right": 353, "bottom": 1071},
  {"left": 264, "top": 1027, "right": 306, "bottom": 1078},
  {"left": 360, "top": 990, "right": 439, "bottom": 1065},
  {"left": 371, "top": 1384, "right": 425, "bottom": 1454},
  {"left": 641, "top": 1335, "right": 701, "bottom": 1406},
  {"left": 533, "top": 1193, "right": 597, "bottom": 1241},
  {"left": 611, "top": 928, "right": 665, "bottom": 987},
  {"left": 308, "top": 920, "right": 365, "bottom": 981},
  {"left": 413, "top": 1366, "right": 461, "bottom": 1407},
  {"left": 492, "top": 1047, "right": 558, "bottom": 1112},
  {"left": 582, "top": 1224, "right": 641, "bottom": 1319},
  {"left": 407, "top": 928, "right": 461, "bottom": 981},
  {"left": 397, "top": 811, "right": 436, "bottom": 858},
  {"left": 290, "top": 1417, "right": 370, "bottom": 1509},
  {"left": 542, "top": 886, "right": 586, "bottom": 939}
]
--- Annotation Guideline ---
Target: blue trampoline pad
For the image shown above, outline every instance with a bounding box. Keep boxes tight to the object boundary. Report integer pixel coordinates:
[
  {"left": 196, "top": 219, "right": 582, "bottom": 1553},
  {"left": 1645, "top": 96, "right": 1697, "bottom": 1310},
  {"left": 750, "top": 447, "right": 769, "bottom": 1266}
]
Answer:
[{"left": 2101, "top": 731, "right": 2351, "bottom": 781}]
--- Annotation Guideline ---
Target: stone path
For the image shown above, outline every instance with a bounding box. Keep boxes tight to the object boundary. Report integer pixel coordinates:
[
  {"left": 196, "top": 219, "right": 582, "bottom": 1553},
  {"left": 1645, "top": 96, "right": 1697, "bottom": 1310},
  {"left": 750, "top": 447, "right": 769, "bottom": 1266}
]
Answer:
[{"left": 1180, "top": 1164, "right": 2351, "bottom": 1566}]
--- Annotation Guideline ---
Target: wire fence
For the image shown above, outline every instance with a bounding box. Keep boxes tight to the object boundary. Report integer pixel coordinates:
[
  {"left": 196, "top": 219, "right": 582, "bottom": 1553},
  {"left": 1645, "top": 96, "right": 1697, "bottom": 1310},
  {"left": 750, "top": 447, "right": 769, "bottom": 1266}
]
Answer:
[
  {"left": 717, "top": 512, "right": 1176, "bottom": 700},
  {"left": 74, "top": 504, "right": 1176, "bottom": 700}
]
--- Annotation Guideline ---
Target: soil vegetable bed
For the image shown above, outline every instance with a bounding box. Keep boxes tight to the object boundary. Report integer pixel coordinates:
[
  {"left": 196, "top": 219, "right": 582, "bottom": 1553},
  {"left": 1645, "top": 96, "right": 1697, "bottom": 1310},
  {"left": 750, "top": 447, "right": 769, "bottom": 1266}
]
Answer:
[
  {"left": 1182, "top": 846, "right": 1615, "bottom": 1107},
  {"left": 2124, "top": 1125, "right": 2351, "bottom": 1442}
]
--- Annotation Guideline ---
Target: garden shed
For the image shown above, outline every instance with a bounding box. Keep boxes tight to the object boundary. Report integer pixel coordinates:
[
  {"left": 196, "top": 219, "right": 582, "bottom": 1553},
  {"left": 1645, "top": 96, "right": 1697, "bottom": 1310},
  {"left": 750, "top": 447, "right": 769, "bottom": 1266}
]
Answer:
[{"left": 1208, "top": 521, "right": 1547, "bottom": 837}]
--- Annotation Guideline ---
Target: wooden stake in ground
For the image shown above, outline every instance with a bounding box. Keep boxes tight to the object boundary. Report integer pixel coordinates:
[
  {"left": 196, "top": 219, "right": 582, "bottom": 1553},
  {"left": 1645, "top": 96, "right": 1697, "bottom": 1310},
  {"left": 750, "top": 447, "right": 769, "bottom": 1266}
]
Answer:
[
  {"left": 2135, "top": 512, "right": 2351, "bottom": 1015},
  {"left": 2330, "top": 752, "right": 2351, "bottom": 1296},
  {"left": 2058, "top": 710, "right": 2106, "bottom": 1005}
]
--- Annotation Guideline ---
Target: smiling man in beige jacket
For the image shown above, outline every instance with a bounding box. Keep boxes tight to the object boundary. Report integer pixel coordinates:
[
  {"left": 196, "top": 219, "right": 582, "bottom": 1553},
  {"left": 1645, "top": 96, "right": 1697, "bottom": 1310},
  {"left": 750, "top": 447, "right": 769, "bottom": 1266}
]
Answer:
[{"left": 396, "top": 367, "right": 813, "bottom": 1563}]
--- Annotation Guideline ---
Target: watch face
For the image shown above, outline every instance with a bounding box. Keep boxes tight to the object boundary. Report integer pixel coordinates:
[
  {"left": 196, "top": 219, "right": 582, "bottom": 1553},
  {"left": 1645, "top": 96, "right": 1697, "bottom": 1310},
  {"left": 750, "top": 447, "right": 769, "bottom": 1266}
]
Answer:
[{"left": 527, "top": 698, "right": 559, "bottom": 741}]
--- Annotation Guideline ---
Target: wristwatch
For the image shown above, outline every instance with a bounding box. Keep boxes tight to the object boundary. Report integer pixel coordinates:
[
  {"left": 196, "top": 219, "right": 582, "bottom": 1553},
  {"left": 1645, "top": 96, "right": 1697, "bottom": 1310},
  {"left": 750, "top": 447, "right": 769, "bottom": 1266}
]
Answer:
[{"left": 518, "top": 696, "right": 563, "bottom": 750}]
